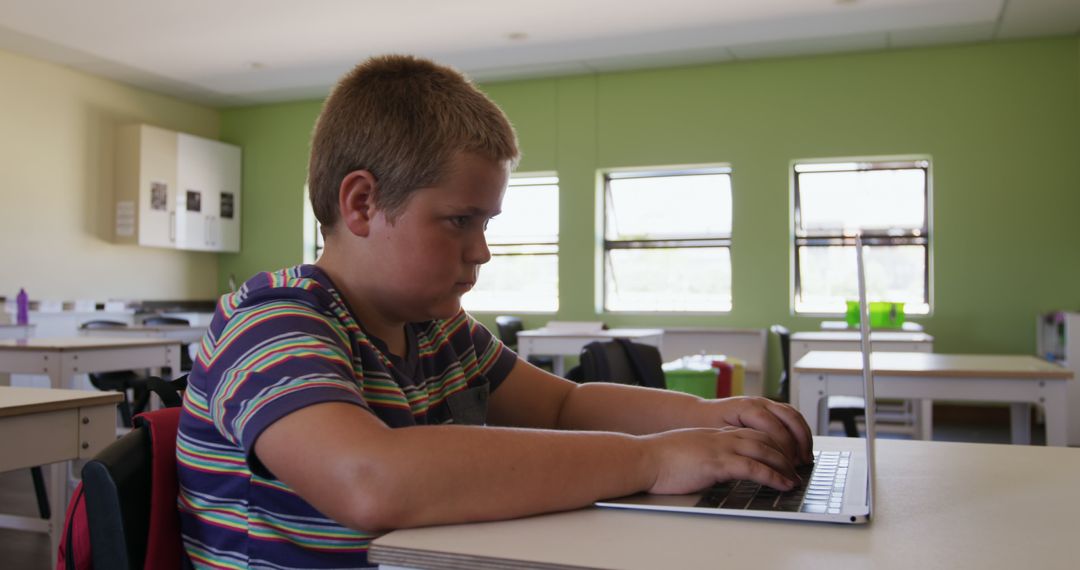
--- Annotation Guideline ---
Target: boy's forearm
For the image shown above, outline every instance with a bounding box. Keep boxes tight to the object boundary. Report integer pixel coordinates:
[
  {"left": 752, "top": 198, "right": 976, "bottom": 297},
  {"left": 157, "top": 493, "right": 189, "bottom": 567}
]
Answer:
[
  {"left": 353, "top": 424, "right": 654, "bottom": 530},
  {"left": 555, "top": 382, "right": 713, "bottom": 434}
]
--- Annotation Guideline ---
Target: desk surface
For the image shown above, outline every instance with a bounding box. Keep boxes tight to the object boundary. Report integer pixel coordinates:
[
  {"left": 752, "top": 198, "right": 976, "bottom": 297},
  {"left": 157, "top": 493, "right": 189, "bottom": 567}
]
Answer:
[
  {"left": 792, "top": 331, "right": 933, "bottom": 343},
  {"left": 0, "top": 336, "right": 179, "bottom": 351},
  {"left": 794, "top": 351, "right": 1072, "bottom": 379},
  {"left": 0, "top": 385, "right": 122, "bottom": 418},
  {"left": 372, "top": 437, "right": 1080, "bottom": 569},
  {"left": 519, "top": 328, "right": 664, "bottom": 338}
]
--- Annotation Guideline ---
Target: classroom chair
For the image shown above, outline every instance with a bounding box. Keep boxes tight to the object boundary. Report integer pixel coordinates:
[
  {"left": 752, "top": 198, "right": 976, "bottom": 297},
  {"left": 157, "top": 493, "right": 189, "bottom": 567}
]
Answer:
[
  {"left": 66, "top": 388, "right": 186, "bottom": 570},
  {"left": 493, "top": 315, "right": 555, "bottom": 371},
  {"left": 771, "top": 325, "right": 864, "bottom": 437}
]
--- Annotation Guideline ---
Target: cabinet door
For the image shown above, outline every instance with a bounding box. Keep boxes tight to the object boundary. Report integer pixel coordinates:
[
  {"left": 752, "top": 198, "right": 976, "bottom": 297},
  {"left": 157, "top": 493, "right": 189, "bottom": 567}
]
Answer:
[
  {"left": 216, "top": 143, "right": 242, "bottom": 252},
  {"left": 176, "top": 134, "right": 214, "bottom": 251},
  {"left": 136, "top": 125, "right": 178, "bottom": 248}
]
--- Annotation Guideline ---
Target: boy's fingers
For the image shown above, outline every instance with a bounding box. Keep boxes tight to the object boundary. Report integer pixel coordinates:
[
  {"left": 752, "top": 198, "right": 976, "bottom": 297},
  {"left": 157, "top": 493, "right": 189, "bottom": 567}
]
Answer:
[{"left": 732, "top": 436, "right": 798, "bottom": 483}]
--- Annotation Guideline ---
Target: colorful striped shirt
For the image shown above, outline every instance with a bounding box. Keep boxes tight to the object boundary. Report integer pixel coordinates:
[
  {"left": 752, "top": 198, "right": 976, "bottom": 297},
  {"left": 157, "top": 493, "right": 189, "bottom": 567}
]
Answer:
[{"left": 176, "top": 265, "right": 516, "bottom": 569}]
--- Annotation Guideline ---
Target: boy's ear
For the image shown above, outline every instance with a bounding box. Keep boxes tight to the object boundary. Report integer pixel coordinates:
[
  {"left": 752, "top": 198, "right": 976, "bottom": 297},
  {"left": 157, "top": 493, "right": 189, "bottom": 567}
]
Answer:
[{"left": 338, "top": 170, "right": 379, "bottom": 237}]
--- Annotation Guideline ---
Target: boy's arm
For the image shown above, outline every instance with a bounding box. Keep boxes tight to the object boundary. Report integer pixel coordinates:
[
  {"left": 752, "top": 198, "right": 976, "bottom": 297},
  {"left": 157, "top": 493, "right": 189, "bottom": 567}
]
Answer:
[
  {"left": 255, "top": 398, "right": 800, "bottom": 533},
  {"left": 488, "top": 359, "right": 813, "bottom": 464}
]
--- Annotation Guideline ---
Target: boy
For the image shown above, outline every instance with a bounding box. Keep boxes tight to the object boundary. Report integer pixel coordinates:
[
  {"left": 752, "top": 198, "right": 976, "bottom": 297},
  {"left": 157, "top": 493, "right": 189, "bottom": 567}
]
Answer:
[{"left": 177, "top": 54, "right": 812, "bottom": 569}]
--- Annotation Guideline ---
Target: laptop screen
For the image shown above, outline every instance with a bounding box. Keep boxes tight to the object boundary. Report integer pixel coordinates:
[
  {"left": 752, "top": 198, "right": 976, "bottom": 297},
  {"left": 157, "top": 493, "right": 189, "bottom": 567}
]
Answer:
[{"left": 854, "top": 234, "right": 876, "bottom": 519}]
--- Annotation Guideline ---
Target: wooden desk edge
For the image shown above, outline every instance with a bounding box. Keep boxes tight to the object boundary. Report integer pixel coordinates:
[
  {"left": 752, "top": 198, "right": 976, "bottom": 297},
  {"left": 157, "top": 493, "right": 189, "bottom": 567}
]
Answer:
[{"left": 0, "top": 391, "right": 123, "bottom": 418}]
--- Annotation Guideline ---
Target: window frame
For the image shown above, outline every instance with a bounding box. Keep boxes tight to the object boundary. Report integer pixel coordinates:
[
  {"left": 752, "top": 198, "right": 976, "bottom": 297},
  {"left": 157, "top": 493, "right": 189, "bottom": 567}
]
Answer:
[
  {"left": 462, "top": 172, "right": 560, "bottom": 314},
  {"left": 600, "top": 165, "right": 734, "bottom": 314},
  {"left": 791, "top": 158, "right": 933, "bottom": 316}
]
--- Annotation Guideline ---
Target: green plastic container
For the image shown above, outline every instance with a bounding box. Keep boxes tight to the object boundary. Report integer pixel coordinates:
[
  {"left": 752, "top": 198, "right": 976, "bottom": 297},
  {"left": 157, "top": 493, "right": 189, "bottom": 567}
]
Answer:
[
  {"left": 663, "top": 369, "right": 718, "bottom": 399},
  {"left": 846, "top": 301, "right": 905, "bottom": 329}
]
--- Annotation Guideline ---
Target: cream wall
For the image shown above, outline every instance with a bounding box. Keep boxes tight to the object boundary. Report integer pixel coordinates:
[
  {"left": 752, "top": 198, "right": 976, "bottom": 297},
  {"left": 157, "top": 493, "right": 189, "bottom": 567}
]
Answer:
[{"left": 0, "top": 49, "right": 221, "bottom": 303}]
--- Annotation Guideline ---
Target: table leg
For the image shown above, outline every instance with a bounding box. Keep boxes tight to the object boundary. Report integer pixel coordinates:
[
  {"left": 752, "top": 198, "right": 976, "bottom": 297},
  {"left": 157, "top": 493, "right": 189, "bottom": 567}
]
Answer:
[
  {"left": 552, "top": 357, "right": 565, "bottom": 377},
  {"left": 918, "top": 400, "right": 933, "bottom": 441},
  {"left": 1042, "top": 392, "right": 1068, "bottom": 447},
  {"left": 797, "top": 374, "right": 822, "bottom": 436},
  {"left": 1010, "top": 404, "right": 1032, "bottom": 445},
  {"left": 47, "top": 460, "right": 68, "bottom": 560}
]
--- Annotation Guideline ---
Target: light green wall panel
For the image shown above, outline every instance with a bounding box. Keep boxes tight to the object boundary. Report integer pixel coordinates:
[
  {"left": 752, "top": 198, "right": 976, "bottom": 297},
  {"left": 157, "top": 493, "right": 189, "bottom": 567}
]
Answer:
[{"left": 220, "top": 38, "right": 1080, "bottom": 395}]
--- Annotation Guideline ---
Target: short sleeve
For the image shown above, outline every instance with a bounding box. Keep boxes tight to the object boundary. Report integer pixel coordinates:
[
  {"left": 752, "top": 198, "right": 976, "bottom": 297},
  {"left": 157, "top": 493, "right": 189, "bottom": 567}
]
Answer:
[
  {"left": 463, "top": 312, "right": 517, "bottom": 392},
  {"left": 204, "top": 299, "right": 368, "bottom": 477}
]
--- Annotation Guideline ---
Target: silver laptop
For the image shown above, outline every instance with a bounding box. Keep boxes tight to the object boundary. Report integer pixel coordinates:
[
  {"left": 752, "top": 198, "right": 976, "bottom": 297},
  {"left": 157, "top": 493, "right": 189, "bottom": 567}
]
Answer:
[{"left": 597, "top": 234, "right": 876, "bottom": 525}]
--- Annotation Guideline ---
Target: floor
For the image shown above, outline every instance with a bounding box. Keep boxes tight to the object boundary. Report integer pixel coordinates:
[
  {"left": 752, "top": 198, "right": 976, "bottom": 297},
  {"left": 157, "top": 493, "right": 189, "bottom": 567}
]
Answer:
[{"left": 0, "top": 411, "right": 1049, "bottom": 570}]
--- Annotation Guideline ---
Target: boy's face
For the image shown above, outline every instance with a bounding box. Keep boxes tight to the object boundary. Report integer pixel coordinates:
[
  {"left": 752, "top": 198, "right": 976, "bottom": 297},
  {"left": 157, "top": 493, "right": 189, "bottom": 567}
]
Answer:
[{"left": 366, "top": 152, "right": 509, "bottom": 323}]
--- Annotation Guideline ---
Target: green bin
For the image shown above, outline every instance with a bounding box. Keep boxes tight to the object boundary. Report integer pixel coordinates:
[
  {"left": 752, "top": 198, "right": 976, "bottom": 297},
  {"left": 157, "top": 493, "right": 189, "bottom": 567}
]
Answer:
[{"left": 663, "top": 368, "right": 718, "bottom": 399}]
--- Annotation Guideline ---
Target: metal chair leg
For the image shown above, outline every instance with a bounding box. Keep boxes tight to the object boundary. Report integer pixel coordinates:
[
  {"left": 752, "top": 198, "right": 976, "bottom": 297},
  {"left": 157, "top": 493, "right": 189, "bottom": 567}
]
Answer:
[{"left": 30, "top": 466, "right": 50, "bottom": 519}]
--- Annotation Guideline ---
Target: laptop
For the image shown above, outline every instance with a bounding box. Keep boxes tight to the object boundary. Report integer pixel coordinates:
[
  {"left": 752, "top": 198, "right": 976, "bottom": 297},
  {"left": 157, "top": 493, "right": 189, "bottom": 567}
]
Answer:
[{"left": 596, "top": 234, "right": 876, "bottom": 525}]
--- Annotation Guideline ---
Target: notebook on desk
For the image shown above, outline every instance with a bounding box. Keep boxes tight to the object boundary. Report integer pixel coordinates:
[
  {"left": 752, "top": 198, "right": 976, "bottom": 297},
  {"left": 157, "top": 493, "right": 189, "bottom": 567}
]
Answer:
[{"left": 596, "top": 235, "right": 877, "bottom": 525}]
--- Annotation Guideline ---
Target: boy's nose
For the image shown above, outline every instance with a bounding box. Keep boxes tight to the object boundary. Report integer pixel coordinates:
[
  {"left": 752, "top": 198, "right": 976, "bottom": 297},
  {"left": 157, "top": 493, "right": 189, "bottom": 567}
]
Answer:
[{"left": 466, "top": 232, "right": 492, "bottom": 265}]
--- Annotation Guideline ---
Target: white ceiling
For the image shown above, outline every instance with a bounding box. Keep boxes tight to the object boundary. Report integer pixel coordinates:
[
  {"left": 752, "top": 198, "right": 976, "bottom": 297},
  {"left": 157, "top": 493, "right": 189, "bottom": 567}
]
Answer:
[{"left": 1, "top": 0, "right": 1078, "bottom": 107}]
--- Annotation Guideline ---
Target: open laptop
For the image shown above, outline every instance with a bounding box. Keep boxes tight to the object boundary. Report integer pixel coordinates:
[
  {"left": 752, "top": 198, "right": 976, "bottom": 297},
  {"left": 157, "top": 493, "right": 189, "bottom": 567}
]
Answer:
[{"left": 596, "top": 234, "right": 876, "bottom": 525}]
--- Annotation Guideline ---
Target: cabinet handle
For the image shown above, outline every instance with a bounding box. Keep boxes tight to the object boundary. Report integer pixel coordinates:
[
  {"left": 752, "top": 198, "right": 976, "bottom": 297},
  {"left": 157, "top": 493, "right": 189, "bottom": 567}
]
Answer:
[{"left": 169, "top": 211, "right": 176, "bottom": 242}]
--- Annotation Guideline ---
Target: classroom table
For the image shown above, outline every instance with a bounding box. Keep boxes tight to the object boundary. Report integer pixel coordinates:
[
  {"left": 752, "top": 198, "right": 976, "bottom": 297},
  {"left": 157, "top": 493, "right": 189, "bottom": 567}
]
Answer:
[
  {"left": 0, "top": 324, "right": 35, "bottom": 340},
  {"left": 79, "top": 323, "right": 207, "bottom": 345},
  {"left": 820, "top": 320, "right": 924, "bottom": 332},
  {"left": 794, "top": 351, "right": 1072, "bottom": 446},
  {"left": 516, "top": 328, "right": 664, "bottom": 376},
  {"left": 0, "top": 386, "right": 122, "bottom": 562},
  {"left": 371, "top": 437, "right": 1080, "bottom": 570},
  {"left": 0, "top": 336, "right": 182, "bottom": 389}
]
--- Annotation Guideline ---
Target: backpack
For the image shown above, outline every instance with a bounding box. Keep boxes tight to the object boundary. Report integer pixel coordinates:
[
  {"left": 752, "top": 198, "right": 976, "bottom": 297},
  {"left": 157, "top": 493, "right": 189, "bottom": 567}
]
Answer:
[
  {"left": 568, "top": 338, "right": 667, "bottom": 389},
  {"left": 57, "top": 375, "right": 187, "bottom": 570}
]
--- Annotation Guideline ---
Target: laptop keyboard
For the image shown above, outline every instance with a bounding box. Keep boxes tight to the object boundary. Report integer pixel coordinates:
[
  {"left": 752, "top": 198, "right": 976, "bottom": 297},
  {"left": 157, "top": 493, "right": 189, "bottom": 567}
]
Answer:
[{"left": 694, "top": 450, "right": 850, "bottom": 514}]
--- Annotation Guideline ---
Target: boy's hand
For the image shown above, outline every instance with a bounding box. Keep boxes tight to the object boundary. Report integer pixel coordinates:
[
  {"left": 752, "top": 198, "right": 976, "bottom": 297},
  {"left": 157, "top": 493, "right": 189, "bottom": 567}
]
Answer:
[
  {"left": 700, "top": 397, "right": 814, "bottom": 465},
  {"left": 641, "top": 427, "right": 799, "bottom": 495}
]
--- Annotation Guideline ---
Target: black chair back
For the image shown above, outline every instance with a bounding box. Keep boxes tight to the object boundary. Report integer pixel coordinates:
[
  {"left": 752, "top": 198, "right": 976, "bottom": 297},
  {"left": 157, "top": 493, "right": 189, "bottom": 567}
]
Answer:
[
  {"left": 142, "top": 316, "right": 190, "bottom": 326},
  {"left": 770, "top": 325, "right": 791, "bottom": 403},
  {"left": 494, "top": 316, "right": 523, "bottom": 349},
  {"left": 83, "top": 426, "right": 152, "bottom": 569},
  {"left": 80, "top": 320, "right": 128, "bottom": 330}
]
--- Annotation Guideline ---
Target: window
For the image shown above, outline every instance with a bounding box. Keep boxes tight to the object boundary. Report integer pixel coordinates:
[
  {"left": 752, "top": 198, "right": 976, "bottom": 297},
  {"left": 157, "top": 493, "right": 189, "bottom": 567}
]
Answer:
[
  {"left": 302, "top": 184, "right": 324, "bottom": 264},
  {"left": 793, "top": 159, "right": 931, "bottom": 315},
  {"left": 462, "top": 174, "right": 559, "bottom": 312},
  {"left": 602, "top": 167, "right": 733, "bottom": 312}
]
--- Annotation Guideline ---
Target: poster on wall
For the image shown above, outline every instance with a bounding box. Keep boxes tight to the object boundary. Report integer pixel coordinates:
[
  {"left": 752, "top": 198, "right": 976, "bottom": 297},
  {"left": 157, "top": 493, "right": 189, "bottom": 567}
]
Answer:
[
  {"left": 150, "top": 181, "right": 168, "bottom": 211},
  {"left": 221, "top": 192, "right": 235, "bottom": 219},
  {"left": 186, "top": 189, "right": 202, "bottom": 212}
]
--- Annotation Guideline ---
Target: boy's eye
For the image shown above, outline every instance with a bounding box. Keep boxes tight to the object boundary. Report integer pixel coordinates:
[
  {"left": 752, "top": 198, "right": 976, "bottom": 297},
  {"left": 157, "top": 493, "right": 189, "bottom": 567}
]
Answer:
[{"left": 449, "top": 215, "right": 471, "bottom": 228}]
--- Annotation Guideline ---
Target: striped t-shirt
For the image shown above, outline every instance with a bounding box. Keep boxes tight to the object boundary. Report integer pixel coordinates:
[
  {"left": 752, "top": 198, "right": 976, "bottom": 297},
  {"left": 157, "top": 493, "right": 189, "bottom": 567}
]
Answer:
[{"left": 176, "top": 265, "right": 516, "bottom": 569}]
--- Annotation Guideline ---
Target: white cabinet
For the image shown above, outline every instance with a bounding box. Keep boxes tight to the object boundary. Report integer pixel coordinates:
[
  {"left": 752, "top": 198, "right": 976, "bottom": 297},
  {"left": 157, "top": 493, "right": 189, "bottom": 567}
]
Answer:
[
  {"left": 1037, "top": 312, "right": 1080, "bottom": 445},
  {"left": 115, "top": 124, "right": 241, "bottom": 252}
]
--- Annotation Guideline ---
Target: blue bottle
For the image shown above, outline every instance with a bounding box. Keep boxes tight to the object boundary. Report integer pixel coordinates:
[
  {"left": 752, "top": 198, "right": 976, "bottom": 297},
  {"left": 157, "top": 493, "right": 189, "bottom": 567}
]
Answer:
[{"left": 15, "top": 288, "right": 29, "bottom": 325}]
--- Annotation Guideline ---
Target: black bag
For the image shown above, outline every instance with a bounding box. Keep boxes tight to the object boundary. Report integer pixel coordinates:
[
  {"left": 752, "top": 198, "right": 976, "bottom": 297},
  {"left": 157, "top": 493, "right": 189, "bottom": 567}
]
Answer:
[{"left": 567, "top": 338, "right": 666, "bottom": 389}]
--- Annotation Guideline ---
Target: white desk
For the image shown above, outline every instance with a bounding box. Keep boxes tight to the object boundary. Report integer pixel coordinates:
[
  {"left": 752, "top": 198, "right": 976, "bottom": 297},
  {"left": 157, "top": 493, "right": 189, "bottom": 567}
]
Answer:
[
  {"left": 790, "top": 331, "right": 934, "bottom": 409},
  {"left": 80, "top": 323, "right": 207, "bottom": 345},
  {"left": 0, "top": 386, "right": 122, "bottom": 561},
  {"left": 517, "top": 328, "right": 665, "bottom": 376},
  {"left": 0, "top": 324, "right": 35, "bottom": 340},
  {"left": 0, "top": 337, "right": 182, "bottom": 389},
  {"left": 371, "top": 437, "right": 1080, "bottom": 569},
  {"left": 794, "top": 351, "right": 1072, "bottom": 446},
  {"left": 821, "top": 320, "right": 924, "bottom": 332}
]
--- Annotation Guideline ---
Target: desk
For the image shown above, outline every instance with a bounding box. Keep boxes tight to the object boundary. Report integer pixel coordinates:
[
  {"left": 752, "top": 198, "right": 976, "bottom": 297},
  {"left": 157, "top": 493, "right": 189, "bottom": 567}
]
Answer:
[
  {"left": 517, "top": 328, "right": 664, "bottom": 377},
  {"left": 0, "top": 337, "right": 182, "bottom": 389},
  {"left": 789, "top": 331, "right": 934, "bottom": 415},
  {"left": 821, "top": 320, "right": 924, "bottom": 332},
  {"left": 80, "top": 323, "right": 207, "bottom": 345},
  {"left": 794, "top": 351, "right": 1072, "bottom": 446},
  {"left": 0, "top": 386, "right": 122, "bottom": 561},
  {"left": 0, "top": 324, "right": 35, "bottom": 340},
  {"left": 371, "top": 437, "right": 1080, "bottom": 569}
]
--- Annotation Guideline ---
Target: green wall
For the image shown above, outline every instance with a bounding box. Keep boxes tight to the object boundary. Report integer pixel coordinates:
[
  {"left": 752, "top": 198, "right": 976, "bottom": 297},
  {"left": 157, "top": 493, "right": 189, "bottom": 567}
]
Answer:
[{"left": 220, "top": 37, "right": 1080, "bottom": 395}]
